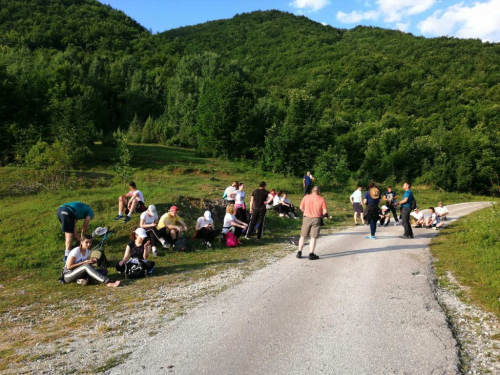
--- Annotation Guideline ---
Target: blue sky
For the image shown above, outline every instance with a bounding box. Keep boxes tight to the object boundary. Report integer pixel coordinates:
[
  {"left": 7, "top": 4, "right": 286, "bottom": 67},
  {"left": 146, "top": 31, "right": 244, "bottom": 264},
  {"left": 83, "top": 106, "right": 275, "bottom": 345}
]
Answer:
[{"left": 99, "top": 0, "right": 500, "bottom": 42}]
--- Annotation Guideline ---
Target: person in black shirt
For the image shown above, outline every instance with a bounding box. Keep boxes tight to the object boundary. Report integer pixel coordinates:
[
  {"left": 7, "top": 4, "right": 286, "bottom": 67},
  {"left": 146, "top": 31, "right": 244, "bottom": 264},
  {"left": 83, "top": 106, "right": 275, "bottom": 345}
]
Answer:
[
  {"left": 384, "top": 186, "right": 399, "bottom": 224},
  {"left": 245, "top": 182, "right": 270, "bottom": 240},
  {"left": 116, "top": 228, "right": 155, "bottom": 273}
]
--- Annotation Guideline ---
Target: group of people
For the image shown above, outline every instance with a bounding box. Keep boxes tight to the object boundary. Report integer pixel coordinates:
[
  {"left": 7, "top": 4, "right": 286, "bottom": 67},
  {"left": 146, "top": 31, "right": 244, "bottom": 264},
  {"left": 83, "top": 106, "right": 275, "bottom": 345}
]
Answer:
[{"left": 410, "top": 203, "right": 448, "bottom": 229}]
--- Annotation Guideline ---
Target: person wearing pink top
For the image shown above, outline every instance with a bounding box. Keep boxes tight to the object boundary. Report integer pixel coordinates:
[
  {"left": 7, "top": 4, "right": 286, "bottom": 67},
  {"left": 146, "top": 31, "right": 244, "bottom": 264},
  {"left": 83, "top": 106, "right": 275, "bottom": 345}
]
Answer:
[{"left": 297, "top": 186, "right": 328, "bottom": 260}]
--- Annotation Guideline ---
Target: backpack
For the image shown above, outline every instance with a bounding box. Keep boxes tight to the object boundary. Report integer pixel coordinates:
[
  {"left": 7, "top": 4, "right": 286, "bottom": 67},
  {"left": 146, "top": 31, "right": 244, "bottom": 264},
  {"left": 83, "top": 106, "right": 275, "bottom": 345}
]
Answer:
[
  {"left": 225, "top": 231, "right": 238, "bottom": 247},
  {"left": 173, "top": 236, "right": 189, "bottom": 252},
  {"left": 125, "top": 259, "right": 148, "bottom": 279},
  {"left": 410, "top": 196, "right": 417, "bottom": 210}
]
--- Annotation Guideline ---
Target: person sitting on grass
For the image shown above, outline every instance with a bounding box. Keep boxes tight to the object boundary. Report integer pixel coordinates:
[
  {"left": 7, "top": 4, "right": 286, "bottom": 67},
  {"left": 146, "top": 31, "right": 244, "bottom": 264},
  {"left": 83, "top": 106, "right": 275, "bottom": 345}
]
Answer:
[
  {"left": 115, "top": 228, "right": 155, "bottom": 274},
  {"left": 140, "top": 205, "right": 168, "bottom": 256},
  {"left": 195, "top": 211, "right": 220, "bottom": 249},
  {"left": 222, "top": 204, "right": 248, "bottom": 241},
  {"left": 266, "top": 189, "right": 276, "bottom": 209},
  {"left": 157, "top": 206, "right": 188, "bottom": 245},
  {"left": 378, "top": 205, "right": 391, "bottom": 226},
  {"left": 113, "top": 181, "right": 145, "bottom": 223},
  {"left": 272, "top": 190, "right": 288, "bottom": 217},
  {"left": 423, "top": 207, "right": 444, "bottom": 229},
  {"left": 281, "top": 193, "right": 297, "bottom": 219},
  {"left": 63, "top": 235, "right": 120, "bottom": 287},
  {"left": 435, "top": 202, "right": 449, "bottom": 220},
  {"left": 410, "top": 207, "right": 425, "bottom": 227}
]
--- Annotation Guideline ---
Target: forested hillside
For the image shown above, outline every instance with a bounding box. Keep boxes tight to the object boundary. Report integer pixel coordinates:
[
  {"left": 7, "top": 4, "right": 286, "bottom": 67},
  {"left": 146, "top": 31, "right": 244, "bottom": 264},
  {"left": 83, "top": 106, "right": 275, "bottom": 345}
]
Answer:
[{"left": 1, "top": 1, "right": 499, "bottom": 193}]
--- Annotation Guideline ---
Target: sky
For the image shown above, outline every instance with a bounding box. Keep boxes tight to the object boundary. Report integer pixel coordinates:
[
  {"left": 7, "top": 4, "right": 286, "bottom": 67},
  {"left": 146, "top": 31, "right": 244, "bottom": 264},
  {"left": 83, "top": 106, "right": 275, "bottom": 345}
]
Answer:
[{"left": 99, "top": 0, "right": 500, "bottom": 42}]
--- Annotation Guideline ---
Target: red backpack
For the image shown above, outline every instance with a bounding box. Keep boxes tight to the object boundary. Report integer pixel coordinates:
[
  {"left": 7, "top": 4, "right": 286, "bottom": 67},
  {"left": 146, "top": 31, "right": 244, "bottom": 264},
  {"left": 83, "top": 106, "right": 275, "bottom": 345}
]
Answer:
[{"left": 225, "top": 231, "right": 238, "bottom": 247}]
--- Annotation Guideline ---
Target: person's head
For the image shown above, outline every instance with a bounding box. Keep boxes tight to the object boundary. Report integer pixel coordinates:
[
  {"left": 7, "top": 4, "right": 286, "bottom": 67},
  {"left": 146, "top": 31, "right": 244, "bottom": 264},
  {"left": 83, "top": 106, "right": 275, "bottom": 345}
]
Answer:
[
  {"left": 306, "top": 171, "right": 311, "bottom": 176},
  {"left": 382, "top": 205, "right": 388, "bottom": 211},
  {"left": 387, "top": 186, "right": 392, "bottom": 192},
  {"left": 402, "top": 181, "right": 411, "bottom": 191},
  {"left": 168, "top": 206, "right": 178, "bottom": 217},
  {"left": 147, "top": 205, "right": 157, "bottom": 217},
  {"left": 438, "top": 201, "right": 444, "bottom": 207},
  {"left": 283, "top": 192, "right": 288, "bottom": 199},
  {"left": 130, "top": 227, "right": 148, "bottom": 242},
  {"left": 428, "top": 207, "right": 435, "bottom": 214},
  {"left": 414, "top": 207, "right": 419, "bottom": 213},
  {"left": 203, "top": 211, "right": 212, "bottom": 221},
  {"left": 232, "top": 181, "right": 239, "bottom": 187},
  {"left": 357, "top": 184, "right": 363, "bottom": 191},
  {"left": 238, "top": 182, "right": 245, "bottom": 191},
  {"left": 368, "top": 181, "right": 375, "bottom": 189},
  {"left": 312, "top": 186, "right": 321, "bottom": 195},
  {"left": 259, "top": 181, "right": 266, "bottom": 189},
  {"left": 270, "top": 188, "right": 276, "bottom": 194},
  {"left": 226, "top": 204, "right": 235, "bottom": 215},
  {"left": 128, "top": 181, "right": 137, "bottom": 190},
  {"left": 277, "top": 190, "right": 283, "bottom": 196},
  {"left": 80, "top": 235, "right": 93, "bottom": 250}
]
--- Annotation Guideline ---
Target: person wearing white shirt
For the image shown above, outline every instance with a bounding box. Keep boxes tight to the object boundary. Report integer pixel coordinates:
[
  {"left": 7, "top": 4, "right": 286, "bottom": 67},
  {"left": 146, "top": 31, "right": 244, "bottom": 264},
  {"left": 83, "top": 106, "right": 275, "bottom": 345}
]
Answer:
[
  {"left": 424, "top": 207, "right": 444, "bottom": 229},
  {"left": 140, "top": 205, "right": 167, "bottom": 256},
  {"left": 195, "top": 211, "right": 220, "bottom": 249},
  {"left": 410, "top": 207, "right": 425, "bottom": 227},
  {"left": 349, "top": 185, "right": 365, "bottom": 225},
  {"left": 435, "top": 202, "right": 449, "bottom": 220},
  {"left": 223, "top": 181, "right": 238, "bottom": 205},
  {"left": 234, "top": 183, "right": 248, "bottom": 223},
  {"left": 222, "top": 204, "right": 248, "bottom": 239}
]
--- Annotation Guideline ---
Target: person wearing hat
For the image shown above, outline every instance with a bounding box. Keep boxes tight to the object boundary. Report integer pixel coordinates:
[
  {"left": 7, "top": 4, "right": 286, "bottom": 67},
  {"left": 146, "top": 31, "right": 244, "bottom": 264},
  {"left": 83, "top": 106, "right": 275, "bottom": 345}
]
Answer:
[
  {"left": 116, "top": 228, "right": 155, "bottom": 274},
  {"left": 57, "top": 201, "right": 94, "bottom": 262},
  {"left": 245, "top": 182, "right": 270, "bottom": 240},
  {"left": 140, "top": 205, "right": 168, "bottom": 256},
  {"left": 363, "top": 182, "right": 381, "bottom": 239},
  {"left": 195, "top": 211, "right": 220, "bottom": 249},
  {"left": 157, "top": 206, "right": 188, "bottom": 243},
  {"left": 62, "top": 235, "right": 120, "bottom": 287},
  {"left": 379, "top": 205, "right": 391, "bottom": 227}
]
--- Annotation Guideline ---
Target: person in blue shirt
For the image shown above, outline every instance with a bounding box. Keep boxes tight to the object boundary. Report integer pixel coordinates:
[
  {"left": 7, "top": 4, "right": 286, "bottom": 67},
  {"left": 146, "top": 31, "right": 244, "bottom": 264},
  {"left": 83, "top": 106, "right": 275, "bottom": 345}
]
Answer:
[
  {"left": 303, "top": 171, "right": 315, "bottom": 196},
  {"left": 395, "top": 182, "right": 414, "bottom": 239},
  {"left": 363, "top": 182, "right": 381, "bottom": 239},
  {"left": 57, "top": 202, "right": 94, "bottom": 261}
]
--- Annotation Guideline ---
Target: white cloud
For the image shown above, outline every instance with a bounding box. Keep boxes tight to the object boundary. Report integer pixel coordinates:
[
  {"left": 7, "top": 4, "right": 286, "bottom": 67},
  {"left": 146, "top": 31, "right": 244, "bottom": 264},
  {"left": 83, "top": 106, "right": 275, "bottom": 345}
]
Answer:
[
  {"left": 321, "top": 21, "right": 328, "bottom": 26},
  {"left": 396, "top": 22, "right": 410, "bottom": 32},
  {"left": 418, "top": 0, "right": 500, "bottom": 41},
  {"left": 289, "top": 0, "right": 330, "bottom": 12},
  {"left": 336, "top": 10, "right": 379, "bottom": 23}
]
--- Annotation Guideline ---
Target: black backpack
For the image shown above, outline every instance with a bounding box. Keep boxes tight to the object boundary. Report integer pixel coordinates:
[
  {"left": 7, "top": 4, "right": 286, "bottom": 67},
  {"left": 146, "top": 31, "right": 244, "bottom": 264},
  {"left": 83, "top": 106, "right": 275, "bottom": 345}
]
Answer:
[
  {"left": 173, "top": 236, "right": 190, "bottom": 252},
  {"left": 125, "top": 260, "right": 148, "bottom": 279},
  {"left": 410, "top": 196, "right": 417, "bottom": 210}
]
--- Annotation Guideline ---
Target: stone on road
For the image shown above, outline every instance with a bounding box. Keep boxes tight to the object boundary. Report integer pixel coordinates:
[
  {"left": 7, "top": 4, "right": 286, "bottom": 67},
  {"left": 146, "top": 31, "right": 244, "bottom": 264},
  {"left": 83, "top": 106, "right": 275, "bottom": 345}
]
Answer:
[{"left": 108, "top": 202, "right": 491, "bottom": 375}]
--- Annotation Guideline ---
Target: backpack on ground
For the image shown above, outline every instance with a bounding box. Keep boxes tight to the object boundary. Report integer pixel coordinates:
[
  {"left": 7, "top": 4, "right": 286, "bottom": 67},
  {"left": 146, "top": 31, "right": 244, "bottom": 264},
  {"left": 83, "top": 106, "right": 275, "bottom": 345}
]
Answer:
[
  {"left": 225, "top": 231, "right": 238, "bottom": 247},
  {"left": 173, "top": 236, "right": 189, "bottom": 252},
  {"left": 125, "top": 259, "right": 148, "bottom": 279}
]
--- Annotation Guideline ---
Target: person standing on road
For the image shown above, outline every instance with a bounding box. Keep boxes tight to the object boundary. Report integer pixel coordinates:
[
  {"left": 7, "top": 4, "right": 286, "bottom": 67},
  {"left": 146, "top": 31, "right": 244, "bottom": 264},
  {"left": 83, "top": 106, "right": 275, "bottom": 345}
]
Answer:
[
  {"left": 245, "top": 182, "right": 270, "bottom": 240},
  {"left": 349, "top": 184, "right": 365, "bottom": 225},
  {"left": 303, "top": 171, "right": 315, "bottom": 196},
  {"left": 384, "top": 186, "right": 399, "bottom": 225},
  {"left": 363, "top": 182, "right": 380, "bottom": 239},
  {"left": 297, "top": 186, "right": 328, "bottom": 260},
  {"left": 57, "top": 201, "right": 94, "bottom": 262},
  {"left": 395, "top": 181, "right": 414, "bottom": 239}
]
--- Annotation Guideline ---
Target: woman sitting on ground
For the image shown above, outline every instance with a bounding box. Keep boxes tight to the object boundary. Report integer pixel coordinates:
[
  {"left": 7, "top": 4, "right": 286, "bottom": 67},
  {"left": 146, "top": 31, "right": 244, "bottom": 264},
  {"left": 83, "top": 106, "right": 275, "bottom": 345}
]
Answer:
[
  {"left": 222, "top": 204, "right": 248, "bottom": 240},
  {"left": 116, "top": 228, "right": 155, "bottom": 274},
  {"left": 423, "top": 207, "right": 444, "bottom": 229},
  {"left": 272, "top": 190, "right": 285, "bottom": 216},
  {"left": 195, "top": 211, "right": 220, "bottom": 249},
  {"left": 63, "top": 235, "right": 120, "bottom": 287},
  {"left": 140, "top": 205, "right": 168, "bottom": 256},
  {"left": 281, "top": 193, "right": 297, "bottom": 219}
]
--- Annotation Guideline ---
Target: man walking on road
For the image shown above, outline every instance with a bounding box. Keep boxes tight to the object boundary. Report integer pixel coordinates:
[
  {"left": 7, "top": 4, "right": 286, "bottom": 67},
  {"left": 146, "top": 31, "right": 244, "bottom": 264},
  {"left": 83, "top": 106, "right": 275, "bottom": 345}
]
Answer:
[
  {"left": 246, "top": 182, "right": 270, "bottom": 240},
  {"left": 396, "top": 181, "right": 414, "bottom": 239},
  {"left": 297, "top": 186, "right": 328, "bottom": 260}
]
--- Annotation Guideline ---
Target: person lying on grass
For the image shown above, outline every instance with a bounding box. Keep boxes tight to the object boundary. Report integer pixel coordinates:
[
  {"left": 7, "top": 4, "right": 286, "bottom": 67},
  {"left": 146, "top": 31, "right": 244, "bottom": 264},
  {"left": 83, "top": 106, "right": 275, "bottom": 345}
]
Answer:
[
  {"left": 63, "top": 235, "right": 120, "bottom": 287},
  {"left": 116, "top": 228, "right": 155, "bottom": 274}
]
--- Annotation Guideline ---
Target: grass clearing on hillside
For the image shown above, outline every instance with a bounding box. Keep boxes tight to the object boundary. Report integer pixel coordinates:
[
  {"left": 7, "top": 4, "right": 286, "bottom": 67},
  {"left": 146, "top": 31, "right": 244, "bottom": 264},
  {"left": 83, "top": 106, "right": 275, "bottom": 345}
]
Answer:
[
  {"left": 0, "top": 143, "right": 495, "bottom": 372},
  {"left": 431, "top": 205, "right": 500, "bottom": 315}
]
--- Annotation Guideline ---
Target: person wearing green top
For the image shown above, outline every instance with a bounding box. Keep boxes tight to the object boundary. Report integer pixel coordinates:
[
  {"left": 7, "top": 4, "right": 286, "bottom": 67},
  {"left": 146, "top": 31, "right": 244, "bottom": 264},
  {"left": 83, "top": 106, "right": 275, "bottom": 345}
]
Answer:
[
  {"left": 57, "top": 202, "right": 94, "bottom": 261},
  {"left": 395, "top": 182, "right": 414, "bottom": 239}
]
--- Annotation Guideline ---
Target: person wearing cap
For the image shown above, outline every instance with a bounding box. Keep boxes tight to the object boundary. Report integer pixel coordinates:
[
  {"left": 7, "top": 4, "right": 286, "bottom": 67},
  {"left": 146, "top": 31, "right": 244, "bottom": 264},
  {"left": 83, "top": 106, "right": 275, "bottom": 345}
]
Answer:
[
  {"left": 62, "top": 235, "right": 120, "bottom": 287},
  {"left": 157, "top": 206, "right": 188, "bottom": 243},
  {"left": 379, "top": 205, "right": 391, "bottom": 227},
  {"left": 116, "top": 228, "right": 155, "bottom": 274},
  {"left": 349, "top": 185, "right": 365, "bottom": 225},
  {"left": 195, "top": 211, "right": 220, "bottom": 249},
  {"left": 245, "top": 182, "right": 270, "bottom": 240},
  {"left": 363, "top": 182, "right": 381, "bottom": 239},
  {"left": 297, "top": 186, "right": 328, "bottom": 260},
  {"left": 140, "top": 205, "right": 168, "bottom": 256},
  {"left": 113, "top": 181, "right": 145, "bottom": 223},
  {"left": 57, "top": 201, "right": 94, "bottom": 262}
]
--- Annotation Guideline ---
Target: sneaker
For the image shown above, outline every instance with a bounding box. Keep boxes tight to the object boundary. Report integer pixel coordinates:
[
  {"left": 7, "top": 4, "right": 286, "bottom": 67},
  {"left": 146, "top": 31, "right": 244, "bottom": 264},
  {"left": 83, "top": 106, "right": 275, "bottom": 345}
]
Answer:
[
  {"left": 279, "top": 213, "right": 284, "bottom": 217},
  {"left": 76, "top": 279, "right": 88, "bottom": 285},
  {"left": 236, "top": 239, "right": 242, "bottom": 245},
  {"left": 384, "top": 223, "right": 388, "bottom": 227},
  {"left": 113, "top": 214, "right": 124, "bottom": 221},
  {"left": 394, "top": 222, "right": 397, "bottom": 226},
  {"left": 244, "top": 235, "right": 250, "bottom": 240},
  {"left": 123, "top": 216, "right": 131, "bottom": 223},
  {"left": 162, "top": 242, "right": 171, "bottom": 249},
  {"left": 296, "top": 251, "right": 302, "bottom": 259},
  {"left": 206, "top": 241, "right": 212, "bottom": 249},
  {"left": 355, "top": 223, "right": 359, "bottom": 225},
  {"left": 399, "top": 235, "right": 411, "bottom": 239},
  {"left": 308, "top": 253, "right": 319, "bottom": 260},
  {"left": 365, "top": 236, "right": 376, "bottom": 239},
  {"left": 152, "top": 247, "right": 158, "bottom": 257}
]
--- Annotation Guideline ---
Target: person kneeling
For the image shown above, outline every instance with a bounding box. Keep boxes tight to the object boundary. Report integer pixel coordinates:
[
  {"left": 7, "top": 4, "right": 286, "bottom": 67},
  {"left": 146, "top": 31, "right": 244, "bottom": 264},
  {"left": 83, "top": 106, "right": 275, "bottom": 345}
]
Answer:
[
  {"left": 116, "top": 228, "right": 155, "bottom": 277},
  {"left": 62, "top": 235, "right": 119, "bottom": 287},
  {"left": 195, "top": 211, "right": 220, "bottom": 249}
]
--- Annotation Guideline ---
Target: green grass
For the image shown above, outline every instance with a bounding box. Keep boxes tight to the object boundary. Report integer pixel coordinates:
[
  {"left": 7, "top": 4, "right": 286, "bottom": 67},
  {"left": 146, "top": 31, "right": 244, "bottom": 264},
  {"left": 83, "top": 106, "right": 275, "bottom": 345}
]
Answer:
[
  {"left": 430, "top": 205, "right": 500, "bottom": 315},
  {"left": 0, "top": 142, "right": 495, "bottom": 371}
]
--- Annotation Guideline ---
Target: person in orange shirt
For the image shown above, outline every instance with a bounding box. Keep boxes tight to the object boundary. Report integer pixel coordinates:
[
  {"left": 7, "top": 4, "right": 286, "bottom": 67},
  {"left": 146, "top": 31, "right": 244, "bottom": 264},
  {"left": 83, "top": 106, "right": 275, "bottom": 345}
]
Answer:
[{"left": 297, "top": 186, "right": 328, "bottom": 260}]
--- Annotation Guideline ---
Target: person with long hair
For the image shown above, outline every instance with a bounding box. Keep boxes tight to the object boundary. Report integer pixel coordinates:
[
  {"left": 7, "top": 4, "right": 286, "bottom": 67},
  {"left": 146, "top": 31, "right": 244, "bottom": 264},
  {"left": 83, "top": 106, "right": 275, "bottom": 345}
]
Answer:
[
  {"left": 63, "top": 235, "right": 120, "bottom": 287},
  {"left": 116, "top": 228, "right": 155, "bottom": 275},
  {"left": 222, "top": 204, "right": 248, "bottom": 240},
  {"left": 234, "top": 182, "right": 248, "bottom": 223},
  {"left": 363, "top": 182, "right": 381, "bottom": 239}
]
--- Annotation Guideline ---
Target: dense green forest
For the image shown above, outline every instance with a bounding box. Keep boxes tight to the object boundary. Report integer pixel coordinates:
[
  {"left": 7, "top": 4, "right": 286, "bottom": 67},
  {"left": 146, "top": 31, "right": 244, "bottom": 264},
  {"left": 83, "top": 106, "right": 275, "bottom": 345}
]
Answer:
[{"left": 1, "top": 0, "right": 500, "bottom": 193}]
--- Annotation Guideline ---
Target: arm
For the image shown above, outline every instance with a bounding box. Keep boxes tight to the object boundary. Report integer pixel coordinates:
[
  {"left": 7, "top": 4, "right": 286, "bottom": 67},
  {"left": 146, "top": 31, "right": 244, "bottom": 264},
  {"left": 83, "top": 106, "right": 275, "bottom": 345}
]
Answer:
[
  {"left": 299, "top": 197, "right": 306, "bottom": 212},
  {"left": 363, "top": 198, "right": 367, "bottom": 205},
  {"left": 80, "top": 216, "right": 91, "bottom": 238},
  {"left": 143, "top": 241, "right": 151, "bottom": 259},
  {"left": 140, "top": 217, "right": 158, "bottom": 229},
  {"left": 195, "top": 220, "right": 201, "bottom": 231},
  {"left": 231, "top": 218, "right": 248, "bottom": 228},
  {"left": 249, "top": 196, "right": 255, "bottom": 213},
  {"left": 303, "top": 178, "right": 306, "bottom": 188},
  {"left": 73, "top": 220, "right": 79, "bottom": 242},
  {"left": 65, "top": 255, "right": 95, "bottom": 270},
  {"left": 322, "top": 200, "right": 328, "bottom": 217},
  {"left": 119, "top": 245, "right": 132, "bottom": 266},
  {"left": 397, "top": 197, "right": 408, "bottom": 205},
  {"left": 178, "top": 218, "right": 188, "bottom": 231}
]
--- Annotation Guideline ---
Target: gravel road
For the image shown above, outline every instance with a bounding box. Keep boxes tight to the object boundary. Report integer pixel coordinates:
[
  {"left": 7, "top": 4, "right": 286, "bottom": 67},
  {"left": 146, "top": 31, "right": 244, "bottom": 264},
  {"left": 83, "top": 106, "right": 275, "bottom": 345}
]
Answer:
[{"left": 108, "top": 202, "right": 492, "bottom": 375}]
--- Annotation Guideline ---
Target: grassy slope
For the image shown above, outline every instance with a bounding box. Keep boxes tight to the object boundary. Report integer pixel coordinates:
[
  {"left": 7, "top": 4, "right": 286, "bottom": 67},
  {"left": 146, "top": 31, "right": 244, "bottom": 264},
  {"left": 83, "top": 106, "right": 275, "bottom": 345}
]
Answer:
[{"left": 0, "top": 143, "right": 494, "bottom": 370}]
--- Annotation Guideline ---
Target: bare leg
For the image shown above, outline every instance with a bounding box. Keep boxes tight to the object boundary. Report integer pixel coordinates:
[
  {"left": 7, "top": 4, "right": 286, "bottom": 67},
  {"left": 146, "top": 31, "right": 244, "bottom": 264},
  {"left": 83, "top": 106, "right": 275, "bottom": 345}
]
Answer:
[
  {"left": 170, "top": 229, "right": 178, "bottom": 241},
  {"left": 361, "top": 212, "right": 365, "bottom": 224},
  {"left": 64, "top": 232, "right": 74, "bottom": 251},
  {"left": 354, "top": 213, "right": 358, "bottom": 224},
  {"left": 127, "top": 199, "right": 138, "bottom": 216},
  {"left": 118, "top": 196, "right": 127, "bottom": 215},
  {"left": 298, "top": 236, "right": 306, "bottom": 252},
  {"left": 309, "top": 237, "right": 317, "bottom": 254}
]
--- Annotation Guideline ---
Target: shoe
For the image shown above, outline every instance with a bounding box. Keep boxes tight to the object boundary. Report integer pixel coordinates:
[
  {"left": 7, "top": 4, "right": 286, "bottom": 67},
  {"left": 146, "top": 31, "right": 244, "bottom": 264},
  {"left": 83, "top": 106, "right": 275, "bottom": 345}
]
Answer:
[
  {"left": 355, "top": 223, "right": 359, "bottom": 225},
  {"left": 106, "top": 280, "right": 121, "bottom": 287},
  {"left": 244, "top": 235, "right": 250, "bottom": 240},
  {"left": 162, "top": 242, "right": 171, "bottom": 249},
  {"left": 152, "top": 247, "right": 158, "bottom": 257},
  {"left": 384, "top": 223, "right": 388, "bottom": 227},
  {"left": 279, "top": 213, "right": 284, "bottom": 217},
  {"left": 113, "top": 214, "right": 124, "bottom": 221},
  {"left": 206, "top": 241, "right": 212, "bottom": 249},
  {"left": 394, "top": 222, "right": 397, "bottom": 226},
  {"left": 236, "top": 239, "right": 242, "bottom": 245},
  {"left": 77, "top": 279, "right": 88, "bottom": 285},
  {"left": 399, "top": 235, "right": 411, "bottom": 239},
  {"left": 296, "top": 251, "right": 302, "bottom": 258},
  {"left": 365, "top": 236, "right": 376, "bottom": 239},
  {"left": 123, "top": 216, "right": 131, "bottom": 223},
  {"left": 308, "top": 253, "right": 319, "bottom": 260}
]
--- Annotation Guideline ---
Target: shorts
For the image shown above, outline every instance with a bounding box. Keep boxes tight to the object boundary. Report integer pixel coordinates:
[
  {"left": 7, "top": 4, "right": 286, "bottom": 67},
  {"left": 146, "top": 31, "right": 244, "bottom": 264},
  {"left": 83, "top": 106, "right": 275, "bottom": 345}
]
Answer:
[
  {"left": 57, "top": 206, "right": 76, "bottom": 233},
  {"left": 352, "top": 202, "right": 363, "bottom": 214},
  {"left": 301, "top": 217, "right": 322, "bottom": 239}
]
